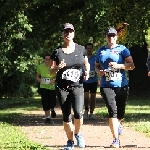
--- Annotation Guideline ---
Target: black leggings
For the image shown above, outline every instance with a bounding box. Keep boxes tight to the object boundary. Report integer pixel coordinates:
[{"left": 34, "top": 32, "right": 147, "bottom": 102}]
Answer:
[
  {"left": 56, "top": 86, "right": 84, "bottom": 122},
  {"left": 100, "top": 85, "right": 128, "bottom": 119},
  {"left": 83, "top": 82, "right": 98, "bottom": 93},
  {"left": 40, "top": 88, "right": 56, "bottom": 111}
]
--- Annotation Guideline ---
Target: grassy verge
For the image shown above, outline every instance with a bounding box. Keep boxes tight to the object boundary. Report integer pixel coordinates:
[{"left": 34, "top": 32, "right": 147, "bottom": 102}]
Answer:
[
  {"left": 0, "top": 123, "right": 49, "bottom": 150},
  {"left": 95, "top": 97, "right": 150, "bottom": 137},
  {"left": 0, "top": 98, "right": 49, "bottom": 150},
  {"left": 0, "top": 96, "right": 150, "bottom": 149}
]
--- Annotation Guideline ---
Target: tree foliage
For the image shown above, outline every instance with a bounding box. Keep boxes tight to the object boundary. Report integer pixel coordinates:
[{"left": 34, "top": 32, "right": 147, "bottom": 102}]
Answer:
[
  {"left": 0, "top": 0, "right": 150, "bottom": 98},
  {"left": 0, "top": 0, "right": 35, "bottom": 98}
]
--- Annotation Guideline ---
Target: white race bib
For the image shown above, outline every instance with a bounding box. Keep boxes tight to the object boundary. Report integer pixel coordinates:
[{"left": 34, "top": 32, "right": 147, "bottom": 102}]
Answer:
[
  {"left": 41, "top": 78, "right": 50, "bottom": 84},
  {"left": 89, "top": 71, "right": 95, "bottom": 77},
  {"left": 62, "top": 69, "right": 81, "bottom": 82},
  {"left": 105, "top": 69, "right": 122, "bottom": 81}
]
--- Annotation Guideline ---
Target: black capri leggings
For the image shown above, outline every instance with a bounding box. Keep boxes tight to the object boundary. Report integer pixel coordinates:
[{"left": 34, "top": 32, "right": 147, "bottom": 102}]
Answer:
[
  {"left": 56, "top": 85, "right": 84, "bottom": 122},
  {"left": 100, "top": 85, "right": 128, "bottom": 120},
  {"left": 40, "top": 88, "right": 56, "bottom": 111},
  {"left": 83, "top": 82, "right": 98, "bottom": 93}
]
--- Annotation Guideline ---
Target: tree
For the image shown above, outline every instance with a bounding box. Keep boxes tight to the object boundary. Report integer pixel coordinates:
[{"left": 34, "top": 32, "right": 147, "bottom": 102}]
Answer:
[
  {"left": 0, "top": 0, "right": 150, "bottom": 98},
  {"left": 75, "top": 0, "right": 150, "bottom": 97},
  {"left": 0, "top": 0, "right": 35, "bottom": 98}
]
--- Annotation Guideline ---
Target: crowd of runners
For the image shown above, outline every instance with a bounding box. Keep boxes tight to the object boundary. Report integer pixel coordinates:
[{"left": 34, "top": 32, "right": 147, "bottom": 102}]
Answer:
[{"left": 35, "top": 22, "right": 150, "bottom": 150}]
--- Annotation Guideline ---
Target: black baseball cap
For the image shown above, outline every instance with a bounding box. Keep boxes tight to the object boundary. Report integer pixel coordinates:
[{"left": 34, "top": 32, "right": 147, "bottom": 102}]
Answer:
[{"left": 61, "top": 23, "right": 74, "bottom": 32}]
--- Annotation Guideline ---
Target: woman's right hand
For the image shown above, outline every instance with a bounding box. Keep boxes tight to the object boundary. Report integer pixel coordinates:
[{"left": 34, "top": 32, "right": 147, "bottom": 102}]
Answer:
[
  {"left": 99, "top": 70, "right": 105, "bottom": 76},
  {"left": 58, "top": 59, "right": 66, "bottom": 70}
]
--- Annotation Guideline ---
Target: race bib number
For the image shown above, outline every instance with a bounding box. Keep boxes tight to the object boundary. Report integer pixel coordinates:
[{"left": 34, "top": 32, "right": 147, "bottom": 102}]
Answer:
[
  {"left": 105, "top": 69, "right": 122, "bottom": 81},
  {"left": 89, "top": 71, "right": 95, "bottom": 77},
  {"left": 41, "top": 78, "right": 50, "bottom": 84},
  {"left": 62, "top": 69, "right": 81, "bottom": 82}
]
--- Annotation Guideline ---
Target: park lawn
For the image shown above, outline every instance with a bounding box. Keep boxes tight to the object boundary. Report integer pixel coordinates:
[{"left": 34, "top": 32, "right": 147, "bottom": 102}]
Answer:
[
  {"left": 95, "top": 97, "right": 150, "bottom": 137},
  {"left": 0, "top": 96, "right": 150, "bottom": 150},
  {"left": 0, "top": 98, "right": 50, "bottom": 150}
]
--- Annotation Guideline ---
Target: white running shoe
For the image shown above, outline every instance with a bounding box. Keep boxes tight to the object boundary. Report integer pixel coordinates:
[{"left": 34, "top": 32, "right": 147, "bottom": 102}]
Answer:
[
  {"left": 83, "top": 110, "right": 88, "bottom": 119},
  {"left": 89, "top": 113, "right": 95, "bottom": 119}
]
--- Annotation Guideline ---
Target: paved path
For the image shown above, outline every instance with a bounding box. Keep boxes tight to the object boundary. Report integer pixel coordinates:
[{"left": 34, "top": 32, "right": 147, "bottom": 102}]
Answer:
[{"left": 18, "top": 95, "right": 150, "bottom": 150}]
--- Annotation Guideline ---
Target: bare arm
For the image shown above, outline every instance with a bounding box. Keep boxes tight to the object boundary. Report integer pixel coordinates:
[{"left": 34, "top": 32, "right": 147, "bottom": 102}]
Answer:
[
  {"left": 84, "top": 56, "right": 90, "bottom": 72},
  {"left": 95, "top": 62, "right": 101, "bottom": 74},
  {"left": 50, "top": 59, "right": 66, "bottom": 75},
  {"left": 49, "top": 60, "right": 59, "bottom": 75},
  {"left": 124, "top": 56, "right": 135, "bottom": 70},
  {"left": 95, "top": 62, "right": 105, "bottom": 76},
  {"left": 109, "top": 56, "right": 135, "bottom": 70},
  {"left": 83, "top": 56, "right": 90, "bottom": 80},
  {"left": 36, "top": 73, "right": 42, "bottom": 83},
  {"left": 146, "top": 57, "right": 150, "bottom": 76}
]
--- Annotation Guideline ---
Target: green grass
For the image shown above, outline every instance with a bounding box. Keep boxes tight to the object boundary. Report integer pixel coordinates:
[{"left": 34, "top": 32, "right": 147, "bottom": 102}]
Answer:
[
  {"left": 1, "top": 96, "right": 150, "bottom": 149},
  {"left": 0, "top": 123, "right": 49, "bottom": 150},
  {"left": 95, "top": 97, "right": 150, "bottom": 137},
  {"left": 0, "top": 98, "right": 50, "bottom": 150}
]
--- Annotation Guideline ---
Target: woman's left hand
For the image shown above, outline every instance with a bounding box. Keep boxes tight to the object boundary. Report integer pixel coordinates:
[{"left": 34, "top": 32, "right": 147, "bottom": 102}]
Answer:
[{"left": 50, "top": 79, "right": 56, "bottom": 84}]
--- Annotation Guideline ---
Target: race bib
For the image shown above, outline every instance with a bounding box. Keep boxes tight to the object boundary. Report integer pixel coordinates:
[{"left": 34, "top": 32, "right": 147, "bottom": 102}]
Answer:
[
  {"left": 89, "top": 71, "right": 95, "bottom": 77},
  {"left": 41, "top": 78, "right": 50, "bottom": 84},
  {"left": 62, "top": 69, "right": 81, "bottom": 82},
  {"left": 105, "top": 69, "right": 122, "bottom": 81}
]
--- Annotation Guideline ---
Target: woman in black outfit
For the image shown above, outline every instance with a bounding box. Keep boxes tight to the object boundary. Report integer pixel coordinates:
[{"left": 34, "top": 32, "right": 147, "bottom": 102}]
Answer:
[{"left": 50, "top": 23, "right": 90, "bottom": 150}]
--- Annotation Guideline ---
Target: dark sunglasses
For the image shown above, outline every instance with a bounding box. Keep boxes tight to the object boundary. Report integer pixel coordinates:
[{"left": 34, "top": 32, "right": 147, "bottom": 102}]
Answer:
[
  {"left": 107, "top": 34, "right": 116, "bottom": 37},
  {"left": 64, "top": 29, "right": 74, "bottom": 33}
]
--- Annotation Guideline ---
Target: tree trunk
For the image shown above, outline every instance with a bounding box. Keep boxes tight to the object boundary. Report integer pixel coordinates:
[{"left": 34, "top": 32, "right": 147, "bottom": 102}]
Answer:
[{"left": 128, "top": 42, "right": 150, "bottom": 98}]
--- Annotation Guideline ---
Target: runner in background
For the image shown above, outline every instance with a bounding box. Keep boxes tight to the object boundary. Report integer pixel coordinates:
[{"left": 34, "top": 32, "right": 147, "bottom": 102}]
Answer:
[
  {"left": 36, "top": 54, "right": 56, "bottom": 123},
  {"left": 146, "top": 56, "right": 150, "bottom": 76},
  {"left": 95, "top": 25, "right": 135, "bottom": 148},
  {"left": 83, "top": 43, "right": 98, "bottom": 119}
]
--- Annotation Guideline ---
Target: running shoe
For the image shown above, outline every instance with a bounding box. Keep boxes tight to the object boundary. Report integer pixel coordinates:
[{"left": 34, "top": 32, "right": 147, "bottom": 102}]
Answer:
[
  {"left": 83, "top": 110, "right": 88, "bottom": 119},
  {"left": 64, "top": 140, "right": 74, "bottom": 150},
  {"left": 45, "top": 118, "right": 51, "bottom": 124},
  {"left": 89, "top": 113, "right": 95, "bottom": 119},
  {"left": 110, "top": 138, "right": 120, "bottom": 148},
  {"left": 75, "top": 133, "right": 85, "bottom": 148},
  {"left": 51, "top": 110, "right": 56, "bottom": 118},
  {"left": 118, "top": 124, "right": 123, "bottom": 135}
]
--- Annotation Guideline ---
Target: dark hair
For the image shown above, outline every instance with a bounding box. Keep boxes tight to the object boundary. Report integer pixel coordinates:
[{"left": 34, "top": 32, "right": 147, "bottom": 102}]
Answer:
[
  {"left": 85, "top": 43, "right": 93, "bottom": 48},
  {"left": 43, "top": 54, "right": 51, "bottom": 59}
]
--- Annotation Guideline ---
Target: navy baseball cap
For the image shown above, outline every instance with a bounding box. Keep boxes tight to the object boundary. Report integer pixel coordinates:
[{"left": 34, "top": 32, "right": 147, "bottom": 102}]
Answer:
[
  {"left": 61, "top": 23, "right": 74, "bottom": 32},
  {"left": 105, "top": 27, "right": 117, "bottom": 35}
]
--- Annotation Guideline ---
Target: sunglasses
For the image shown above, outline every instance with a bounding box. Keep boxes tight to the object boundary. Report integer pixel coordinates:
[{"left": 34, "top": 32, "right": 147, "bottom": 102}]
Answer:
[
  {"left": 63, "top": 29, "right": 74, "bottom": 33},
  {"left": 107, "top": 34, "right": 116, "bottom": 37}
]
